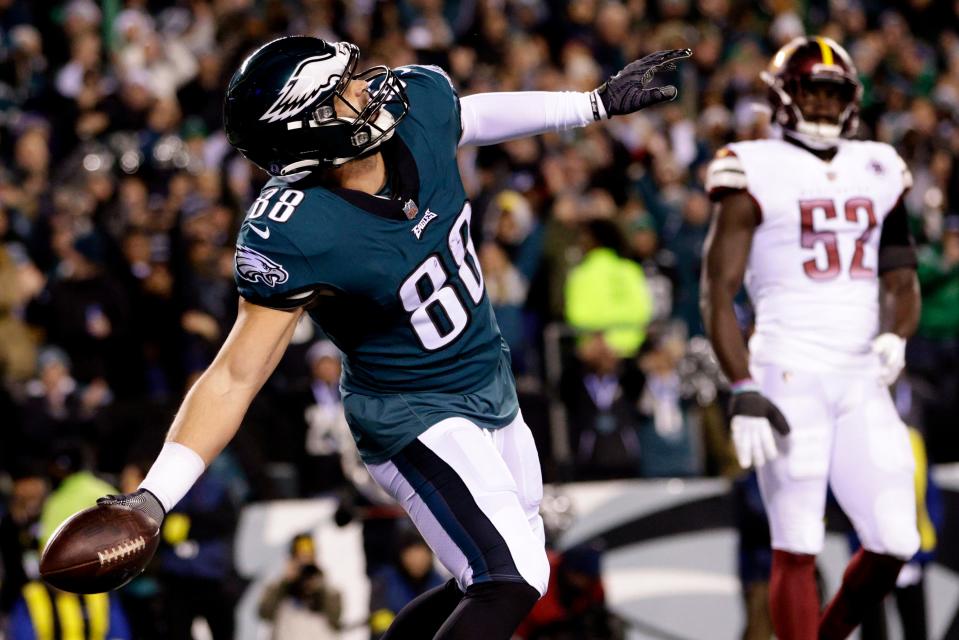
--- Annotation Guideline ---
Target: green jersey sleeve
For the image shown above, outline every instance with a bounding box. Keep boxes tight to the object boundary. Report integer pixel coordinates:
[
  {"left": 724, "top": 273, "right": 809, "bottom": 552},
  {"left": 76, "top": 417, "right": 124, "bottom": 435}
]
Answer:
[{"left": 234, "top": 225, "right": 321, "bottom": 310}]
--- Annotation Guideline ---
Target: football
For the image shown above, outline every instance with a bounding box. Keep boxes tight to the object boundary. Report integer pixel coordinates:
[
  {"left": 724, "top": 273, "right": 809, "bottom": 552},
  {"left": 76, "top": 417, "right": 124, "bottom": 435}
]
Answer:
[{"left": 39, "top": 503, "right": 161, "bottom": 594}]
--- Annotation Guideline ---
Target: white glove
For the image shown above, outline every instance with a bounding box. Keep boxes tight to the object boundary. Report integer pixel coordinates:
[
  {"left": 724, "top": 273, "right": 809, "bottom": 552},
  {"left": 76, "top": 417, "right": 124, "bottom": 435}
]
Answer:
[
  {"left": 728, "top": 386, "right": 790, "bottom": 469},
  {"left": 731, "top": 415, "right": 780, "bottom": 469},
  {"left": 872, "top": 332, "right": 906, "bottom": 386}
]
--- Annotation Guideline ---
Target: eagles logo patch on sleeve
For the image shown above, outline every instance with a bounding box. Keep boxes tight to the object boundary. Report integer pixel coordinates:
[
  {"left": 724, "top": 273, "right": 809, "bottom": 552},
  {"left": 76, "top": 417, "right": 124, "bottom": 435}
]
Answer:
[{"left": 235, "top": 245, "right": 290, "bottom": 287}]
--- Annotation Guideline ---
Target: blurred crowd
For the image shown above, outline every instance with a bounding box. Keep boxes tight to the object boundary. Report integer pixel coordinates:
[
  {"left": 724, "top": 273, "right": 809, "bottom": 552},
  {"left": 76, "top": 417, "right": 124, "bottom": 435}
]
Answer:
[{"left": 1, "top": 0, "right": 959, "bottom": 637}]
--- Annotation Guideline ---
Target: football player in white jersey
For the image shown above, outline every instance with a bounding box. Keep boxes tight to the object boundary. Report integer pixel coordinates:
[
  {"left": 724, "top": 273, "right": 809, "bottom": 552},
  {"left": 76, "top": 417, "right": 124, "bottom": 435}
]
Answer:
[{"left": 701, "top": 37, "right": 921, "bottom": 640}]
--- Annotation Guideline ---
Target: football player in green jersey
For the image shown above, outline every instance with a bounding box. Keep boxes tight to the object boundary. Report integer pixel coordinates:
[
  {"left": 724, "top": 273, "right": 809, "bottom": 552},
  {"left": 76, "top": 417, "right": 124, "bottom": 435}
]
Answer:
[{"left": 97, "top": 37, "right": 691, "bottom": 638}]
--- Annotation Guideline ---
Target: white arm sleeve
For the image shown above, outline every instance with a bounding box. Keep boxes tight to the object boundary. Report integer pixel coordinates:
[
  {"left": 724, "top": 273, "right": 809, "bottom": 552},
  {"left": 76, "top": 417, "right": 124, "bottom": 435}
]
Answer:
[
  {"left": 458, "top": 91, "right": 604, "bottom": 147},
  {"left": 140, "top": 442, "right": 206, "bottom": 512}
]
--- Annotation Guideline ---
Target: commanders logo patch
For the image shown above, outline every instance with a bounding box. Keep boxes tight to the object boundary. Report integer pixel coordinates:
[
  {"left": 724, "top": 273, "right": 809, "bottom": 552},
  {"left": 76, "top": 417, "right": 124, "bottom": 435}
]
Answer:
[{"left": 235, "top": 245, "right": 289, "bottom": 287}]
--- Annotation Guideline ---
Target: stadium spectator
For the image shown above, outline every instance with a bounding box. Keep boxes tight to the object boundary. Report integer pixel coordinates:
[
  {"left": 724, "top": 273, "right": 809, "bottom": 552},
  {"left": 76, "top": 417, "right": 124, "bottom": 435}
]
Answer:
[
  {"left": 0, "top": 462, "right": 47, "bottom": 617},
  {"left": 7, "top": 582, "right": 131, "bottom": 640},
  {"left": 560, "top": 330, "right": 644, "bottom": 480},
  {"left": 660, "top": 190, "right": 710, "bottom": 335},
  {"left": 482, "top": 190, "right": 543, "bottom": 370},
  {"left": 38, "top": 442, "right": 116, "bottom": 549},
  {"left": 636, "top": 331, "right": 700, "bottom": 477},
  {"left": 564, "top": 217, "right": 653, "bottom": 358},
  {"left": 15, "top": 347, "right": 105, "bottom": 461},
  {"left": 481, "top": 241, "right": 530, "bottom": 369},
  {"left": 515, "top": 543, "right": 625, "bottom": 640},
  {"left": 0, "top": 206, "right": 41, "bottom": 383},
  {"left": 27, "top": 231, "right": 130, "bottom": 392},
  {"left": 156, "top": 455, "right": 243, "bottom": 640},
  {"left": 368, "top": 529, "right": 445, "bottom": 639},
  {"left": 298, "top": 340, "right": 351, "bottom": 496},
  {"left": 624, "top": 208, "right": 674, "bottom": 322},
  {"left": 909, "top": 215, "right": 959, "bottom": 457},
  {"left": 258, "top": 532, "right": 342, "bottom": 640}
]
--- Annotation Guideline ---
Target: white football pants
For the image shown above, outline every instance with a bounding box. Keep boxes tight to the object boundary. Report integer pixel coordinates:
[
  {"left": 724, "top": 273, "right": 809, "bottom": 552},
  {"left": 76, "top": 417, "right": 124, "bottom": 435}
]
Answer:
[
  {"left": 753, "top": 362, "right": 920, "bottom": 559},
  {"left": 366, "top": 413, "right": 550, "bottom": 595}
]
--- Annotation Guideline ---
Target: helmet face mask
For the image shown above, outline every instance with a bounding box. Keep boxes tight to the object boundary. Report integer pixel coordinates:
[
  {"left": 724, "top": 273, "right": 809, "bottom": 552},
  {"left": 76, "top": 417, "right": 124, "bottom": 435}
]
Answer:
[
  {"left": 762, "top": 37, "right": 861, "bottom": 149},
  {"left": 223, "top": 37, "right": 410, "bottom": 177},
  {"left": 321, "top": 65, "right": 409, "bottom": 161}
]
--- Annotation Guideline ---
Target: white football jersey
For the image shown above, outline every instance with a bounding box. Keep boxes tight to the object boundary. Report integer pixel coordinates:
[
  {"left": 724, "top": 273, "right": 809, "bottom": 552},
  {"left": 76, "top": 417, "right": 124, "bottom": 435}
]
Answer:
[{"left": 706, "top": 138, "right": 912, "bottom": 373}]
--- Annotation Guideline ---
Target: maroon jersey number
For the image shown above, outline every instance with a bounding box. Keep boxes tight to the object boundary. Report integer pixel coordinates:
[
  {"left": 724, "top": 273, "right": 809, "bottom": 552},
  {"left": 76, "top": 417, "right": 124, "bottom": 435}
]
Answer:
[
  {"left": 845, "top": 198, "right": 878, "bottom": 279},
  {"left": 799, "top": 197, "right": 877, "bottom": 281}
]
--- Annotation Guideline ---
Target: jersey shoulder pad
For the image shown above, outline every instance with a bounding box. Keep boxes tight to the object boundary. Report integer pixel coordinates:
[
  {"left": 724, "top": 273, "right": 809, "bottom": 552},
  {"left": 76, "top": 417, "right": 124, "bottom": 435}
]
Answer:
[
  {"left": 234, "top": 196, "right": 330, "bottom": 310},
  {"left": 407, "top": 64, "right": 457, "bottom": 91},
  {"left": 847, "top": 140, "right": 913, "bottom": 193},
  {"left": 394, "top": 65, "right": 460, "bottom": 145},
  {"left": 889, "top": 146, "right": 913, "bottom": 192},
  {"left": 395, "top": 65, "right": 456, "bottom": 92},
  {"left": 705, "top": 146, "right": 748, "bottom": 199}
]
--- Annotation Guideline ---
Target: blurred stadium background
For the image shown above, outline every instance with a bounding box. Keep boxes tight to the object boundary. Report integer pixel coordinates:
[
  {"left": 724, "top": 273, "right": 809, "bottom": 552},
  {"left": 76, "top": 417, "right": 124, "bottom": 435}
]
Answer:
[{"left": 1, "top": 0, "right": 959, "bottom": 638}]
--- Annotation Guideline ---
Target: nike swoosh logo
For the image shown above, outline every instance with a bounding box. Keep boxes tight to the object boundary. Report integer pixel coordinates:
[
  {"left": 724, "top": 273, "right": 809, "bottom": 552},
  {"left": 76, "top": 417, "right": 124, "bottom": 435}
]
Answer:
[{"left": 248, "top": 224, "right": 270, "bottom": 239}]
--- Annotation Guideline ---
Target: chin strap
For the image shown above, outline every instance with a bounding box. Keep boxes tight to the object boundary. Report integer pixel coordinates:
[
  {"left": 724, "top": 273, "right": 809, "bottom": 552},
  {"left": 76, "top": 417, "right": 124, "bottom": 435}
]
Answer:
[
  {"left": 763, "top": 70, "right": 853, "bottom": 150},
  {"left": 783, "top": 127, "right": 839, "bottom": 151},
  {"left": 279, "top": 159, "right": 321, "bottom": 178},
  {"left": 327, "top": 109, "right": 399, "bottom": 168}
]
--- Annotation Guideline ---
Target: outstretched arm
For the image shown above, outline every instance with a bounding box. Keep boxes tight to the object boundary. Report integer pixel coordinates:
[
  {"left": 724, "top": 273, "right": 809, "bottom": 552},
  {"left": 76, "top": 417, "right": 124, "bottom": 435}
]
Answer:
[
  {"left": 458, "top": 48, "right": 691, "bottom": 147},
  {"left": 111, "top": 300, "right": 302, "bottom": 513},
  {"left": 459, "top": 91, "right": 600, "bottom": 147}
]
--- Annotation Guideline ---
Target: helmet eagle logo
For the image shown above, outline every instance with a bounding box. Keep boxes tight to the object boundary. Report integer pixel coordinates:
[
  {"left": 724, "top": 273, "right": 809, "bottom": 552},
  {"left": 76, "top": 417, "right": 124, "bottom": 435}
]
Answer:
[
  {"left": 235, "top": 245, "right": 289, "bottom": 287},
  {"left": 259, "top": 48, "right": 349, "bottom": 123}
]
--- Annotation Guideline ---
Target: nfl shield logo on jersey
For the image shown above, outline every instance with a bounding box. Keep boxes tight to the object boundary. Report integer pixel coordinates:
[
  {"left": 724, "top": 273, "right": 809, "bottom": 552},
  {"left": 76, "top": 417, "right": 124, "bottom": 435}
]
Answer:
[{"left": 403, "top": 199, "right": 419, "bottom": 219}]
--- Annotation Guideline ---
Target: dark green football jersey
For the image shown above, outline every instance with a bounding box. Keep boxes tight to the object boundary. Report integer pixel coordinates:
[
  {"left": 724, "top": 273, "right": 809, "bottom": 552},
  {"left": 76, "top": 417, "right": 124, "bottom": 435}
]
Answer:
[{"left": 233, "top": 65, "right": 518, "bottom": 463}]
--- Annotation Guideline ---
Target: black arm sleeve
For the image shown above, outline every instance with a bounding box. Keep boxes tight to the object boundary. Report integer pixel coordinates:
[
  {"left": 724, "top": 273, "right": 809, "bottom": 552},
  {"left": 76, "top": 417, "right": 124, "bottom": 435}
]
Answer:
[{"left": 878, "top": 198, "right": 917, "bottom": 273}]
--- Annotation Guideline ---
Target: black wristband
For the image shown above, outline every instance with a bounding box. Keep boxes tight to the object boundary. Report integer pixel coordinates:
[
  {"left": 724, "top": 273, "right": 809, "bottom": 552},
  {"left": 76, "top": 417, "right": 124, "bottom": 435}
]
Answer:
[{"left": 589, "top": 90, "right": 603, "bottom": 121}]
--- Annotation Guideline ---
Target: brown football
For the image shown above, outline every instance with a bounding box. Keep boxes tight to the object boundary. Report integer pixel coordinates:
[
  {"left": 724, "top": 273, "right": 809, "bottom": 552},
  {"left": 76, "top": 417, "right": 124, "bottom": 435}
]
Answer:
[{"left": 39, "top": 503, "right": 161, "bottom": 594}]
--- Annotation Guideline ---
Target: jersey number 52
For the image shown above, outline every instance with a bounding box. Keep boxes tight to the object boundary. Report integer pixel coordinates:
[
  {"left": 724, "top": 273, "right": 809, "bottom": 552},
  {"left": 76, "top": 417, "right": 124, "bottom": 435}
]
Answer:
[
  {"left": 399, "top": 205, "right": 484, "bottom": 351},
  {"left": 800, "top": 197, "right": 877, "bottom": 281}
]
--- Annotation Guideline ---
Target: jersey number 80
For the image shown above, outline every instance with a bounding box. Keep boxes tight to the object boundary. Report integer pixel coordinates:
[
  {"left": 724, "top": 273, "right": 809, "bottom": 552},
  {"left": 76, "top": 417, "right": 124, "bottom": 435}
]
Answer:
[{"left": 399, "top": 205, "right": 484, "bottom": 351}]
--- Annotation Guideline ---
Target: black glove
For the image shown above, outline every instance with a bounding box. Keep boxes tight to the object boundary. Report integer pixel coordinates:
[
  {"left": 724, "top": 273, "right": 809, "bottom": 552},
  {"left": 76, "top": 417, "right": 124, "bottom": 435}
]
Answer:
[
  {"left": 97, "top": 488, "right": 166, "bottom": 525},
  {"left": 729, "top": 390, "right": 791, "bottom": 436},
  {"left": 595, "top": 48, "right": 693, "bottom": 117}
]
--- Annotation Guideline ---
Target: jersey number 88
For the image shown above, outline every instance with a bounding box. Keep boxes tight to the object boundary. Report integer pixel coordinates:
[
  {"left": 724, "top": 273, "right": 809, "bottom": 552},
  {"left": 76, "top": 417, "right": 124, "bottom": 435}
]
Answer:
[{"left": 399, "top": 205, "right": 484, "bottom": 351}]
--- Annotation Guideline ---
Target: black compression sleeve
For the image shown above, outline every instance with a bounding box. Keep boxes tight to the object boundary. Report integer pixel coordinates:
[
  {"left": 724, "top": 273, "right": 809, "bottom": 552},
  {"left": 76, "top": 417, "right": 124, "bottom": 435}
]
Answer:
[{"left": 878, "top": 198, "right": 917, "bottom": 273}]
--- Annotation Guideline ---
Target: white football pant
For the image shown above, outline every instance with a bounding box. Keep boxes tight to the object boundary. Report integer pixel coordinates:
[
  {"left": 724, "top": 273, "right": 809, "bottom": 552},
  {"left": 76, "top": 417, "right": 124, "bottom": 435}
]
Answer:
[
  {"left": 366, "top": 413, "right": 550, "bottom": 596},
  {"left": 752, "top": 363, "right": 920, "bottom": 559}
]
